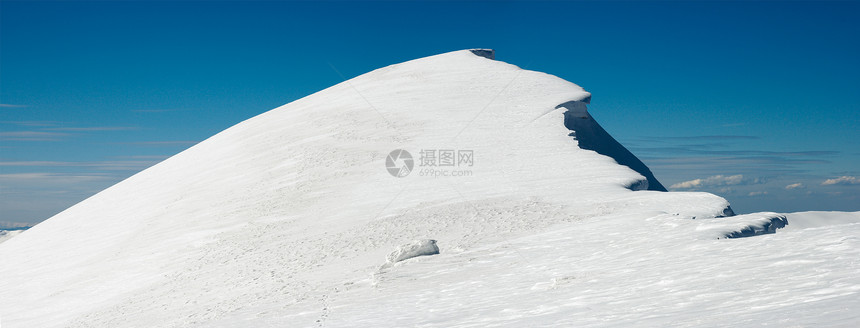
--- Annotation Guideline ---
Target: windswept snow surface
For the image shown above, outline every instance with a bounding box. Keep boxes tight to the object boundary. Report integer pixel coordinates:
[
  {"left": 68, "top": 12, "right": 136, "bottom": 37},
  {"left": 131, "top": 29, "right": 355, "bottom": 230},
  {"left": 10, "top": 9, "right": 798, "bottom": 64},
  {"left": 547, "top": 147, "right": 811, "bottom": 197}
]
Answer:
[{"left": 1, "top": 50, "right": 858, "bottom": 327}]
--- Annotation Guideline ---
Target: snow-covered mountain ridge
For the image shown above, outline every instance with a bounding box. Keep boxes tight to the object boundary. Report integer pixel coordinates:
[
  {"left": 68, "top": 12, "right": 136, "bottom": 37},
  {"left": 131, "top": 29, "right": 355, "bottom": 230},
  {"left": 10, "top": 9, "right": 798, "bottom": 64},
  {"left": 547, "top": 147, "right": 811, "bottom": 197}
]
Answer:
[{"left": 1, "top": 50, "right": 857, "bottom": 327}]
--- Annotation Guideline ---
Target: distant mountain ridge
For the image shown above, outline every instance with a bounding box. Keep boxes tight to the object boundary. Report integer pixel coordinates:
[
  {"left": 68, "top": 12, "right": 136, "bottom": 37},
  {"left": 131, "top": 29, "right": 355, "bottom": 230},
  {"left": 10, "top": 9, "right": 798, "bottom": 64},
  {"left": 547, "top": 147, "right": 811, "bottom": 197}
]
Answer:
[{"left": 0, "top": 229, "right": 26, "bottom": 244}]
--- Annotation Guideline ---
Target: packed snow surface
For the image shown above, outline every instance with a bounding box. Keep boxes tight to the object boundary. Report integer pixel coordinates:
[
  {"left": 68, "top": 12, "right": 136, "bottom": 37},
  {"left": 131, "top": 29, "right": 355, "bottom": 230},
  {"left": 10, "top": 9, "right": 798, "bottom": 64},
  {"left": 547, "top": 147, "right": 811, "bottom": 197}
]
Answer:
[{"left": 1, "top": 50, "right": 858, "bottom": 327}]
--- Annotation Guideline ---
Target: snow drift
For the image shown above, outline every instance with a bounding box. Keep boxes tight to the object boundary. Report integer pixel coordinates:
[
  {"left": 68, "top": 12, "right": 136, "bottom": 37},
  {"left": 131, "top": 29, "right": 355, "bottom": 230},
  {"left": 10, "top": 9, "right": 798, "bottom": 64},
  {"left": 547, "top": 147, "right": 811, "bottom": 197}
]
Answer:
[
  {"left": 1, "top": 50, "right": 856, "bottom": 327},
  {"left": 695, "top": 212, "right": 788, "bottom": 239}
]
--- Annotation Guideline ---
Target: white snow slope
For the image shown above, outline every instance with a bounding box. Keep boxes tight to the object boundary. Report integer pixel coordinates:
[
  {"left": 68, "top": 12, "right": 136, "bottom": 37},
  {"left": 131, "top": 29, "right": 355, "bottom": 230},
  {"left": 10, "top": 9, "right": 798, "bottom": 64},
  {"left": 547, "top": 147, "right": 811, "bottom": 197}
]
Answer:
[{"left": 1, "top": 50, "right": 858, "bottom": 327}]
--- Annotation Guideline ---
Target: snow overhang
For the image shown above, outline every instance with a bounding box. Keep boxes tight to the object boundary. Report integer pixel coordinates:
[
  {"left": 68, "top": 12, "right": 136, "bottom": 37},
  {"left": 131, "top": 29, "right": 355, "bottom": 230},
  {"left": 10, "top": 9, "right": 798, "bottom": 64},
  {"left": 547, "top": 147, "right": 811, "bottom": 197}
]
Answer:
[{"left": 469, "top": 49, "right": 495, "bottom": 60}]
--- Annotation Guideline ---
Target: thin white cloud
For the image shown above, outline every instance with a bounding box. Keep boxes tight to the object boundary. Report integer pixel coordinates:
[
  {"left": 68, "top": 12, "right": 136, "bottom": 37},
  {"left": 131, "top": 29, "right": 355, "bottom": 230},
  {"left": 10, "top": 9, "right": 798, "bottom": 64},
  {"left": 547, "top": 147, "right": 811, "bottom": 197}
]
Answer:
[
  {"left": 821, "top": 176, "right": 860, "bottom": 186},
  {"left": 669, "top": 174, "right": 762, "bottom": 189},
  {"left": 1, "top": 121, "right": 63, "bottom": 127},
  {"left": 2, "top": 121, "right": 134, "bottom": 131},
  {"left": 0, "top": 104, "right": 27, "bottom": 108},
  {"left": 115, "top": 155, "right": 170, "bottom": 160},
  {"left": 0, "top": 172, "right": 111, "bottom": 183},
  {"left": 0, "top": 124, "right": 137, "bottom": 142},
  {"left": 0, "top": 160, "right": 157, "bottom": 171},
  {"left": 785, "top": 183, "right": 804, "bottom": 190},
  {"left": 46, "top": 126, "right": 137, "bottom": 132},
  {"left": 0, "top": 161, "right": 73, "bottom": 166},
  {"left": 126, "top": 141, "right": 199, "bottom": 146},
  {"left": 131, "top": 109, "right": 181, "bottom": 113},
  {"left": 747, "top": 191, "right": 769, "bottom": 196},
  {"left": 0, "top": 131, "right": 70, "bottom": 141}
]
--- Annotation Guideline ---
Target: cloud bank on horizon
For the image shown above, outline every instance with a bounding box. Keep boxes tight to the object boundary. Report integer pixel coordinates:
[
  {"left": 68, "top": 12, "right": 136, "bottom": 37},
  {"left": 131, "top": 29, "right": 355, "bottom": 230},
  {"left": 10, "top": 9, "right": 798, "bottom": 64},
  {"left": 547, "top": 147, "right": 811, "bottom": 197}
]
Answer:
[{"left": 822, "top": 176, "right": 860, "bottom": 186}]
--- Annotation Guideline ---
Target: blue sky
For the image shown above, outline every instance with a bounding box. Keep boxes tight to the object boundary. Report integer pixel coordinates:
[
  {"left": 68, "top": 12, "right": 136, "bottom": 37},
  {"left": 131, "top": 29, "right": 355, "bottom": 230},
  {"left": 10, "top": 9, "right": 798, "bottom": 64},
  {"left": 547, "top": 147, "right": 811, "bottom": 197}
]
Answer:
[{"left": 1, "top": 1, "right": 858, "bottom": 226}]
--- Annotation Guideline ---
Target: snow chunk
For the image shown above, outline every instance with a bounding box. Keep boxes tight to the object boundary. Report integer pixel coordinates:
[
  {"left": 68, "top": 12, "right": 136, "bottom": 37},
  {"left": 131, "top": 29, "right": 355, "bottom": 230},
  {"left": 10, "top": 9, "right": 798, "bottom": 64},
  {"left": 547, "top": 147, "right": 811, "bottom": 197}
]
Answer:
[{"left": 386, "top": 239, "right": 440, "bottom": 263}]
